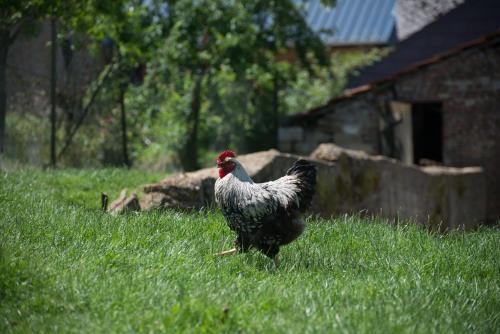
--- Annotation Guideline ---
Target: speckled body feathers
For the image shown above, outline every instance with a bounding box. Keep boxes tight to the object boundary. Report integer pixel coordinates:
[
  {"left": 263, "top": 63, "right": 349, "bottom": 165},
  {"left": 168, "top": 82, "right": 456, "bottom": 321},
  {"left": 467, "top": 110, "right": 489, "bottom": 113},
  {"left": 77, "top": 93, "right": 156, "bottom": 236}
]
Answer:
[{"left": 215, "top": 159, "right": 316, "bottom": 258}]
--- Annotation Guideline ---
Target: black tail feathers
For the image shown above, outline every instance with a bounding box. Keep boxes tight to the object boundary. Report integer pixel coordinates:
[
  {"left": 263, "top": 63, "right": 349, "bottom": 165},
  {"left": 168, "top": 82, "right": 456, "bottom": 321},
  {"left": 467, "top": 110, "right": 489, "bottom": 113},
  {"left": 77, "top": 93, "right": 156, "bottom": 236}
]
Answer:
[
  {"left": 287, "top": 159, "right": 317, "bottom": 185},
  {"left": 287, "top": 159, "right": 317, "bottom": 211}
]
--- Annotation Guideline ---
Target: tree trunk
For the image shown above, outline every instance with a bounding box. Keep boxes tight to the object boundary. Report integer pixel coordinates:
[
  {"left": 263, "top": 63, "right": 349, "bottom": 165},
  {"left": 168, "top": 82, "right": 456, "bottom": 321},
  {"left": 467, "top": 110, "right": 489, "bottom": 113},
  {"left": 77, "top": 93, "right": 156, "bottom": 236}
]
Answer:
[
  {"left": 0, "top": 30, "right": 9, "bottom": 154},
  {"left": 50, "top": 18, "right": 57, "bottom": 166},
  {"left": 180, "top": 73, "right": 203, "bottom": 171},
  {"left": 119, "top": 85, "right": 130, "bottom": 168},
  {"left": 272, "top": 72, "right": 280, "bottom": 148},
  {"left": 57, "top": 64, "right": 113, "bottom": 159}
]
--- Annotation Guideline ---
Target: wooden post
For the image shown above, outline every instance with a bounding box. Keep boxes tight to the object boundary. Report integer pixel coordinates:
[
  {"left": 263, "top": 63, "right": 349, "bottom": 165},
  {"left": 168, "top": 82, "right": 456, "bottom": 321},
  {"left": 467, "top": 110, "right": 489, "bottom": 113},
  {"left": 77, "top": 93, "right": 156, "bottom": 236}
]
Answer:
[{"left": 101, "top": 192, "right": 108, "bottom": 211}]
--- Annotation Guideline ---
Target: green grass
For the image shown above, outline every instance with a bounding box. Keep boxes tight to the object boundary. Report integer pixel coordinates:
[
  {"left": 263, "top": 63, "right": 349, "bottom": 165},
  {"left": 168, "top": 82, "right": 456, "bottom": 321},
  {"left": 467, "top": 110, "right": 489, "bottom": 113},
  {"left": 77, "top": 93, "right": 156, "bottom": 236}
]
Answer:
[{"left": 0, "top": 169, "right": 499, "bottom": 333}]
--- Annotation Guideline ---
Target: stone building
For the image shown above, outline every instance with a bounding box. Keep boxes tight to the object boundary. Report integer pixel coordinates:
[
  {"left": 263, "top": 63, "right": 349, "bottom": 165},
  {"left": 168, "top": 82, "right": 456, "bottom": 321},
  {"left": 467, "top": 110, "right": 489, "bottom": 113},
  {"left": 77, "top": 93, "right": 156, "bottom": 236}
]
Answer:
[{"left": 279, "top": 0, "right": 500, "bottom": 221}]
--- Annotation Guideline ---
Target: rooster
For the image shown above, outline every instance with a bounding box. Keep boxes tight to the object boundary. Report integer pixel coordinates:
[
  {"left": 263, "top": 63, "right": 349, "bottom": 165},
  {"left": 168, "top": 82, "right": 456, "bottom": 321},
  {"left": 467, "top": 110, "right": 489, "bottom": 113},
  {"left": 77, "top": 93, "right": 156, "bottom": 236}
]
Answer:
[{"left": 214, "top": 150, "right": 316, "bottom": 265}]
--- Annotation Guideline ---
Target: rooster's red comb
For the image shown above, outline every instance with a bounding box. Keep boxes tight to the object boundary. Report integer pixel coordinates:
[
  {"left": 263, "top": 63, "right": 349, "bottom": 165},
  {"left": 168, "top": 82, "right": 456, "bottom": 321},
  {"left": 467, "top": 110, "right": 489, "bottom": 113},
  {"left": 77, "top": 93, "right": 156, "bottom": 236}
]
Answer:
[{"left": 217, "top": 150, "right": 236, "bottom": 162}]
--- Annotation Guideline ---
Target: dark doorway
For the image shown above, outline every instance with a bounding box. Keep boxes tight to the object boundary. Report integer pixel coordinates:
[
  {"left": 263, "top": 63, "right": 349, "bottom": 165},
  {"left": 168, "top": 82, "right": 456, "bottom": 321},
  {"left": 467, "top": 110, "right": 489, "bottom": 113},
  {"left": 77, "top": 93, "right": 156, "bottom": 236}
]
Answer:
[{"left": 412, "top": 102, "right": 443, "bottom": 164}]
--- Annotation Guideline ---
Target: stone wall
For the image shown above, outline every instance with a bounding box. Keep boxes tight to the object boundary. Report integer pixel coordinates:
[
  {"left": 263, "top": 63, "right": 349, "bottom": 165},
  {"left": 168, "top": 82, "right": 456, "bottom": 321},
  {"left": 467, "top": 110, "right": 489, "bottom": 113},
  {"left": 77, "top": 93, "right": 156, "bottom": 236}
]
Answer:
[{"left": 311, "top": 144, "right": 486, "bottom": 230}]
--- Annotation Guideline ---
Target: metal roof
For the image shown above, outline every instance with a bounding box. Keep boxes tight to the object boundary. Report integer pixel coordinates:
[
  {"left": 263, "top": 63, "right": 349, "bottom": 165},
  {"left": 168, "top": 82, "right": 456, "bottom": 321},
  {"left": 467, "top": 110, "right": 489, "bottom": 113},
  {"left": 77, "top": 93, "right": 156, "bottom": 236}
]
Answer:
[{"left": 298, "top": 0, "right": 396, "bottom": 45}]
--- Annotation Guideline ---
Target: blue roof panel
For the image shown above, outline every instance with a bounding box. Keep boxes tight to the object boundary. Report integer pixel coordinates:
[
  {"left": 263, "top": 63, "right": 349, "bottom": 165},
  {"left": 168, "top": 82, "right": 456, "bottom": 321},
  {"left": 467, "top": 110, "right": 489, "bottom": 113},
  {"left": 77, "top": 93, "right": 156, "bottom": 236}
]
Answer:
[{"left": 297, "top": 0, "right": 396, "bottom": 45}]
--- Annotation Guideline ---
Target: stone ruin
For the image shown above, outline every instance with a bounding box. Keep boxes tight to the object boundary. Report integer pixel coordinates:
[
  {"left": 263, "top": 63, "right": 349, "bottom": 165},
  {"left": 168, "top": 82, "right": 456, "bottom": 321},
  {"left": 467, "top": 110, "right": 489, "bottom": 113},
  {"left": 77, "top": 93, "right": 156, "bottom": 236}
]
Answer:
[
  {"left": 108, "top": 143, "right": 486, "bottom": 231},
  {"left": 310, "top": 144, "right": 485, "bottom": 230}
]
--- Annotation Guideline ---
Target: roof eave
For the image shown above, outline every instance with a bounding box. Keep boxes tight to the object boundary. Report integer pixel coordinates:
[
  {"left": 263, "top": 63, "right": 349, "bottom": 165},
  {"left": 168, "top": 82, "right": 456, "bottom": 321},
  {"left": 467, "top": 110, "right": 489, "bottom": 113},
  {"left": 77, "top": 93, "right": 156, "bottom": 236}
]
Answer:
[{"left": 287, "top": 29, "right": 500, "bottom": 123}]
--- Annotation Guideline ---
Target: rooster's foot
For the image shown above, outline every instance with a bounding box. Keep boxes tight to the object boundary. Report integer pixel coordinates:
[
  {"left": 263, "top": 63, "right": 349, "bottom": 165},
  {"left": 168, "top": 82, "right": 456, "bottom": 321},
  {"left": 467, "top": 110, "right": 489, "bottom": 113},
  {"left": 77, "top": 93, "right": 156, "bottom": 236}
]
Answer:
[{"left": 215, "top": 248, "right": 237, "bottom": 256}]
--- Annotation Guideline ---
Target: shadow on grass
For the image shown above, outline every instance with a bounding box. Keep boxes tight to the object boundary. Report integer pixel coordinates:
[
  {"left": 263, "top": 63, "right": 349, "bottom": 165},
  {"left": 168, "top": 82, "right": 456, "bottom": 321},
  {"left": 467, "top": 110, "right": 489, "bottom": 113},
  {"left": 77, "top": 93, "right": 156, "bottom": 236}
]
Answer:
[
  {"left": 0, "top": 247, "right": 88, "bottom": 332},
  {"left": 224, "top": 248, "right": 367, "bottom": 275},
  {"left": 0, "top": 246, "right": 43, "bottom": 330}
]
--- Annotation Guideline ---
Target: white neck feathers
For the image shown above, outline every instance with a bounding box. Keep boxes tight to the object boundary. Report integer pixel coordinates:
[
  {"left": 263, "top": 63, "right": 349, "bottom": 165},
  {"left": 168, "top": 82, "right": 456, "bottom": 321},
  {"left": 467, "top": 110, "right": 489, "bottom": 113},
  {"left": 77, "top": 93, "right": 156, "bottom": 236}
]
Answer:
[{"left": 231, "top": 161, "right": 253, "bottom": 183}]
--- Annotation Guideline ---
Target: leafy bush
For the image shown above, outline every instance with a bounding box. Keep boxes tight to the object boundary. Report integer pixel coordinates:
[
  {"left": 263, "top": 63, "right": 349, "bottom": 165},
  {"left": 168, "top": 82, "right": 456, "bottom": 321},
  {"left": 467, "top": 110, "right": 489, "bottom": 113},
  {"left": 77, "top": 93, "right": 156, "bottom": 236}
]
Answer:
[{"left": 4, "top": 113, "right": 50, "bottom": 166}]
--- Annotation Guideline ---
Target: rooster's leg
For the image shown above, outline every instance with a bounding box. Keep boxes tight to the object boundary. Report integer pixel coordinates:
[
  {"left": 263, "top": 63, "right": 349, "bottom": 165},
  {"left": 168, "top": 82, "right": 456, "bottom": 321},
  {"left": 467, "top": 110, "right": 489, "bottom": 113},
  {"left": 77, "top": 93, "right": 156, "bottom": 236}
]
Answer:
[
  {"left": 258, "top": 244, "right": 280, "bottom": 266},
  {"left": 215, "top": 248, "right": 237, "bottom": 256}
]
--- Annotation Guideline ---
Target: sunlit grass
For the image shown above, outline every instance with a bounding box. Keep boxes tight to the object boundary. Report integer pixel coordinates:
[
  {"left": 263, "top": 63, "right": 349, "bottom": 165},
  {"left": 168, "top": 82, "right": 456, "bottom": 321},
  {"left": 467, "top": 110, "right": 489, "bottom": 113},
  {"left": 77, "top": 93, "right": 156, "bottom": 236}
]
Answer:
[{"left": 0, "top": 169, "right": 498, "bottom": 333}]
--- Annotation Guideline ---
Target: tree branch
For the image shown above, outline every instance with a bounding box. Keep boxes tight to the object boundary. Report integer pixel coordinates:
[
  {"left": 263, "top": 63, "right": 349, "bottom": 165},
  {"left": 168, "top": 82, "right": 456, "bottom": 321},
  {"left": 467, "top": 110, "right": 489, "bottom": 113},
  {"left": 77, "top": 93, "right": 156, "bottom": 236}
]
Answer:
[
  {"left": 8, "top": 15, "right": 31, "bottom": 45},
  {"left": 57, "top": 63, "right": 114, "bottom": 159},
  {"left": 8, "top": 23, "right": 23, "bottom": 45}
]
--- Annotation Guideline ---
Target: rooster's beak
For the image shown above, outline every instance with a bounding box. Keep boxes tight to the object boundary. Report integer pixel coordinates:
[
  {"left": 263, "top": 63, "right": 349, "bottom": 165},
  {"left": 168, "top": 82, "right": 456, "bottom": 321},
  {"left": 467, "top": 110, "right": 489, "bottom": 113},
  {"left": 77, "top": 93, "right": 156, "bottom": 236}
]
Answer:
[
  {"left": 216, "top": 159, "right": 225, "bottom": 168},
  {"left": 216, "top": 157, "right": 233, "bottom": 168}
]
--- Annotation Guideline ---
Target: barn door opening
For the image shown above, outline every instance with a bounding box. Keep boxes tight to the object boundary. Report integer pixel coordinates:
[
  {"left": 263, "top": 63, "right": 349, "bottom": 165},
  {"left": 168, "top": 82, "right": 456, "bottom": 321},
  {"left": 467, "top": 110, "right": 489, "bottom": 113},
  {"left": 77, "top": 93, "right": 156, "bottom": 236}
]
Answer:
[
  {"left": 412, "top": 102, "right": 442, "bottom": 165},
  {"left": 389, "top": 101, "right": 443, "bottom": 165}
]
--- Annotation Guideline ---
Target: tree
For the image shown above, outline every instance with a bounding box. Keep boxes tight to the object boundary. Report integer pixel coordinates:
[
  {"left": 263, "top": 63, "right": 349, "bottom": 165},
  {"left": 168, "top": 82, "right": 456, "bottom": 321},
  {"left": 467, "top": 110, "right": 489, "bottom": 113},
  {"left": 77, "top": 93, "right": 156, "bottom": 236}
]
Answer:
[
  {"left": 2, "top": 0, "right": 335, "bottom": 169},
  {"left": 36, "top": 0, "right": 164, "bottom": 167},
  {"left": 0, "top": 1, "right": 54, "bottom": 154},
  {"left": 155, "top": 0, "right": 331, "bottom": 170},
  {"left": 0, "top": 0, "right": 116, "bottom": 159}
]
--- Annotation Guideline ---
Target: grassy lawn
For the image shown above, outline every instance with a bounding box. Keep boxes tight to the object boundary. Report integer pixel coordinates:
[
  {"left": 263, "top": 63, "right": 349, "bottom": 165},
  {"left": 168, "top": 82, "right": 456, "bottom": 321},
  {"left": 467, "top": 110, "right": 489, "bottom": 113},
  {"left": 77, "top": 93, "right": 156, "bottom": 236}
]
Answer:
[{"left": 0, "top": 169, "right": 499, "bottom": 333}]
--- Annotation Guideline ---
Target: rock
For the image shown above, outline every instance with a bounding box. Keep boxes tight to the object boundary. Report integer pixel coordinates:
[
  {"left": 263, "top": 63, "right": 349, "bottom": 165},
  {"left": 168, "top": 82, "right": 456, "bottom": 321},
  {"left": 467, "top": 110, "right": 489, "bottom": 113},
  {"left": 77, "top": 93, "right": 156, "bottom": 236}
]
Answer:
[
  {"left": 107, "top": 189, "right": 140, "bottom": 214},
  {"left": 142, "top": 168, "right": 214, "bottom": 210}
]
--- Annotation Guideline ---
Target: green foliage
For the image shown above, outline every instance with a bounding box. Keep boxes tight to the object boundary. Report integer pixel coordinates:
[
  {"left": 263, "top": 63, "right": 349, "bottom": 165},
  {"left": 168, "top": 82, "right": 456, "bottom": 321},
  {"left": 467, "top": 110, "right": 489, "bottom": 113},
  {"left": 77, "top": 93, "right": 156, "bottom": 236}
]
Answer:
[
  {"left": 3, "top": 113, "right": 49, "bottom": 165},
  {"left": 3, "top": 0, "right": 385, "bottom": 170},
  {"left": 126, "top": 47, "right": 387, "bottom": 170},
  {"left": 0, "top": 169, "right": 499, "bottom": 333},
  {"left": 0, "top": 1, "right": 49, "bottom": 31},
  {"left": 127, "top": 68, "right": 195, "bottom": 170},
  {"left": 119, "top": 1, "right": 387, "bottom": 169},
  {"left": 164, "top": 0, "right": 327, "bottom": 73},
  {"left": 283, "top": 48, "right": 389, "bottom": 115},
  {"left": 124, "top": 0, "right": 332, "bottom": 169}
]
